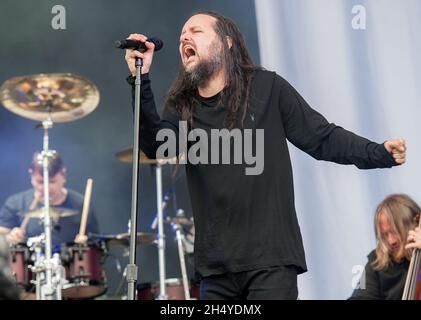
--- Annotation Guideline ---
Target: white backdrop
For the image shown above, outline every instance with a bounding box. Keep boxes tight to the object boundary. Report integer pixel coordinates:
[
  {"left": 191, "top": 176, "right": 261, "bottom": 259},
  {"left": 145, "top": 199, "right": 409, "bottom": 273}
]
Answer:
[{"left": 255, "top": 0, "right": 420, "bottom": 299}]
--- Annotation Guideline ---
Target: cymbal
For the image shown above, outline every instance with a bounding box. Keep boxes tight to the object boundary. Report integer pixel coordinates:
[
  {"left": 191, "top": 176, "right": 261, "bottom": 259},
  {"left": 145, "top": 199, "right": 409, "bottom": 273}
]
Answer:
[
  {"left": 116, "top": 146, "right": 158, "bottom": 164},
  {"left": 115, "top": 146, "right": 183, "bottom": 165},
  {"left": 165, "top": 216, "right": 194, "bottom": 226},
  {"left": 90, "top": 232, "right": 156, "bottom": 247},
  {"left": 25, "top": 207, "right": 78, "bottom": 219},
  {"left": 0, "top": 73, "right": 100, "bottom": 122}
]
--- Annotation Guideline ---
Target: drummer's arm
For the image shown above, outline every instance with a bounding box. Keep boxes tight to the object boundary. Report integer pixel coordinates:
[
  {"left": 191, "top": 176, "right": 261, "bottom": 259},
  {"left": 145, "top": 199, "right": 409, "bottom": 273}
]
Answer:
[
  {"left": 0, "top": 226, "right": 25, "bottom": 244},
  {"left": 0, "top": 226, "right": 11, "bottom": 234},
  {"left": 0, "top": 202, "right": 14, "bottom": 238},
  {"left": 0, "top": 211, "right": 15, "bottom": 242},
  {"left": 0, "top": 197, "right": 26, "bottom": 243}
]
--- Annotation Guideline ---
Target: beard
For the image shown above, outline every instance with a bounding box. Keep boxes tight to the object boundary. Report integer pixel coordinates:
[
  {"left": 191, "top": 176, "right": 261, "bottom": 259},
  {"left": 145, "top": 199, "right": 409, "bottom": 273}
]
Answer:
[{"left": 183, "top": 40, "right": 224, "bottom": 88}]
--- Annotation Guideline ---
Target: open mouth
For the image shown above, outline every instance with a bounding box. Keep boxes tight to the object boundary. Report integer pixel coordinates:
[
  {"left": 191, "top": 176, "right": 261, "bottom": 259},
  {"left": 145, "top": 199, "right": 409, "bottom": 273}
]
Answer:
[{"left": 184, "top": 46, "right": 196, "bottom": 62}]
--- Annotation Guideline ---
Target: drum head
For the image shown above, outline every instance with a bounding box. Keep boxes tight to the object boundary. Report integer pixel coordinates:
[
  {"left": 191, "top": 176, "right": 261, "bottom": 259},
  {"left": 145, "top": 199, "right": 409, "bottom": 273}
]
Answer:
[
  {"left": 63, "top": 283, "right": 107, "bottom": 300},
  {"left": 137, "top": 278, "right": 189, "bottom": 300}
]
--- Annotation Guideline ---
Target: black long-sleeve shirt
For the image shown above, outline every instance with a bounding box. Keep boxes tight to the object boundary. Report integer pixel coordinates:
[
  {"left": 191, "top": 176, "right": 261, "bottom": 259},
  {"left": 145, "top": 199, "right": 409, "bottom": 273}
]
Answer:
[
  {"left": 128, "top": 69, "right": 396, "bottom": 277},
  {"left": 350, "top": 250, "right": 408, "bottom": 299}
]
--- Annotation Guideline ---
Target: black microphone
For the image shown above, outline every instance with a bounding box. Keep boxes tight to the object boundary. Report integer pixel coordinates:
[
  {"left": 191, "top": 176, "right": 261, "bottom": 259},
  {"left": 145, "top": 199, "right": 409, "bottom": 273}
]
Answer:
[{"left": 114, "top": 37, "right": 163, "bottom": 52}]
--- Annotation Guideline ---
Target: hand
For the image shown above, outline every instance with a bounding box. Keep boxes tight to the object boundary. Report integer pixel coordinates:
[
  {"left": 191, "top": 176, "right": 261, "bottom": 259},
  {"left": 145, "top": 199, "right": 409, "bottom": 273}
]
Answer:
[
  {"left": 74, "top": 234, "right": 88, "bottom": 244},
  {"left": 124, "top": 33, "right": 155, "bottom": 76},
  {"left": 405, "top": 227, "right": 421, "bottom": 250},
  {"left": 33, "top": 190, "right": 43, "bottom": 204},
  {"left": 384, "top": 139, "right": 406, "bottom": 165},
  {"left": 6, "top": 227, "right": 25, "bottom": 244}
]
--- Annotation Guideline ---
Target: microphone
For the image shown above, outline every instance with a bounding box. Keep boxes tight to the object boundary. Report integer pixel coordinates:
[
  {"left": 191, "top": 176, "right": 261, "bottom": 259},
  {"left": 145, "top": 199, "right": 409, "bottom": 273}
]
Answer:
[{"left": 114, "top": 37, "right": 163, "bottom": 52}]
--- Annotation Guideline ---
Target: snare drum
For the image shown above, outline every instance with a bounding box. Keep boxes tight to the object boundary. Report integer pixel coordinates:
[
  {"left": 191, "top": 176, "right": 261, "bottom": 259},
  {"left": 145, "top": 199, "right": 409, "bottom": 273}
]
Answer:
[
  {"left": 137, "top": 278, "right": 200, "bottom": 300},
  {"left": 61, "top": 242, "right": 107, "bottom": 299}
]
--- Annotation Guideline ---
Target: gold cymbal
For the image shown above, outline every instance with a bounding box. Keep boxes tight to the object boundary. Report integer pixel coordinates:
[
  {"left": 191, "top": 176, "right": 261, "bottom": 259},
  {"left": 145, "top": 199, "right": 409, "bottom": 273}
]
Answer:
[
  {"left": 116, "top": 146, "right": 158, "bottom": 164},
  {"left": 25, "top": 207, "right": 78, "bottom": 219},
  {"left": 0, "top": 73, "right": 100, "bottom": 122}
]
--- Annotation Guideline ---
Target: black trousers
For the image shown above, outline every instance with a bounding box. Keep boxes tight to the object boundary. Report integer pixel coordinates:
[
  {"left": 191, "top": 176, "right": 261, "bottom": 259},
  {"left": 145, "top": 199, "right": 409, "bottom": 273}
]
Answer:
[{"left": 200, "top": 265, "right": 298, "bottom": 300}]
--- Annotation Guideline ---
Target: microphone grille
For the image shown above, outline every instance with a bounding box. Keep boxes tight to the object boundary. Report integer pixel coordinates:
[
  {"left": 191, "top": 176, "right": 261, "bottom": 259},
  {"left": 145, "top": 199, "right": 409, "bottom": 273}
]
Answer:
[
  {"left": 148, "top": 37, "right": 163, "bottom": 51},
  {"left": 114, "top": 40, "right": 124, "bottom": 48}
]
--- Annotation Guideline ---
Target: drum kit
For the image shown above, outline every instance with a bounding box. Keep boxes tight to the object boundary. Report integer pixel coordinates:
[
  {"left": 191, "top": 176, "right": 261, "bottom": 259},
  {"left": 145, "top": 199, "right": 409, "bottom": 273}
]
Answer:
[{"left": 0, "top": 73, "right": 197, "bottom": 300}]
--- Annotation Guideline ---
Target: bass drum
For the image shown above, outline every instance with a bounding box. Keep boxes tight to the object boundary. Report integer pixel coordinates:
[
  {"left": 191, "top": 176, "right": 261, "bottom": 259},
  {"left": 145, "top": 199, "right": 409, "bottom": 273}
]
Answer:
[{"left": 137, "top": 278, "right": 200, "bottom": 300}]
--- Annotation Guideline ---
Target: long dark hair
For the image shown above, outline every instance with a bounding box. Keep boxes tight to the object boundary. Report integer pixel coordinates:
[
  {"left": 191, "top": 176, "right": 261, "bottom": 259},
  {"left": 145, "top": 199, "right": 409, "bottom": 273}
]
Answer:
[{"left": 166, "top": 11, "right": 260, "bottom": 129}]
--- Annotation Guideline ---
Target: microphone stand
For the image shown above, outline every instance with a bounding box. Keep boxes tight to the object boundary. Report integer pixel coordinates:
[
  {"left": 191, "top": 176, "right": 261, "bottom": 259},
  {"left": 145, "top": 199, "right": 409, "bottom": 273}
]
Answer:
[{"left": 127, "top": 57, "right": 143, "bottom": 300}]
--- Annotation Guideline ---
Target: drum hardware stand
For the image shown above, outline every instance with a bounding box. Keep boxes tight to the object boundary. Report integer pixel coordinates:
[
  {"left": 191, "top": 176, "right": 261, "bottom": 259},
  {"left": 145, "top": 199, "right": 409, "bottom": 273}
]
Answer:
[
  {"left": 170, "top": 209, "right": 191, "bottom": 300},
  {"left": 150, "top": 187, "right": 173, "bottom": 300},
  {"left": 115, "top": 266, "right": 128, "bottom": 300},
  {"left": 154, "top": 163, "right": 167, "bottom": 300},
  {"left": 28, "top": 233, "right": 67, "bottom": 300},
  {"left": 31, "top": 117, "right": 66, "bottom": 299},
  {"left": 31, "top": 251, "right": 67, "bottom": 300},
  {"left": 105, "top": 244, "right": 125, "bottom": 299},
  {"left": 98, "top": 239, "right": 109, "bottom": 266}
]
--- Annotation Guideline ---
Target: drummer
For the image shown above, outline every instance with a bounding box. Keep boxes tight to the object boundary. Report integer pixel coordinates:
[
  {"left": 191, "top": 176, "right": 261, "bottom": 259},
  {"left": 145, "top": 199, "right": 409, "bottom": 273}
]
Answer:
[{"left": 0, "top": 151, "right": 99, "bottom": 248}]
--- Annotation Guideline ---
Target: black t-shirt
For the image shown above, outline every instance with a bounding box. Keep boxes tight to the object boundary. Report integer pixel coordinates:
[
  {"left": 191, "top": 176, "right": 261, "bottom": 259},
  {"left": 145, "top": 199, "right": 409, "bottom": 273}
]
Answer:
[
  {"left": 0, "top": 189, "right": 99, "bottom": 248},
  {"left": 128, "top": 69, "right": 397, "bottom": 277},
  {"left": 350, "top": 250, "right": 409, "bottom": 300}
]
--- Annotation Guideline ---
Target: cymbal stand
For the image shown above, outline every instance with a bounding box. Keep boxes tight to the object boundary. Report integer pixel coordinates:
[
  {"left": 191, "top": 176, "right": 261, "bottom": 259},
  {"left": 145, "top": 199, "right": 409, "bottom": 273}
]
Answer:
[
  {"left": 28, "top": 233, "right": 67, "bottom": 300},
  {"left": 32, "top": 117, "right": 66, "bottom": 299},
  {"left": 28, "top": 234, "right": 44, "bottom": 300},
  {"left": 170, "top": 209, "right": 191, "bottom": 300},
  {"left": 155, "top": 164, "right": 167, "bottom": 300}
]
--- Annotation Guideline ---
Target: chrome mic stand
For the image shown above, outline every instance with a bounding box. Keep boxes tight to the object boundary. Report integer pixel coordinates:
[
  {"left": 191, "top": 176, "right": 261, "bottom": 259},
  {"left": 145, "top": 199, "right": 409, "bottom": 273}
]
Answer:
[{"left": 127, "top": 57, "right": 143, "bottom": 300}]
